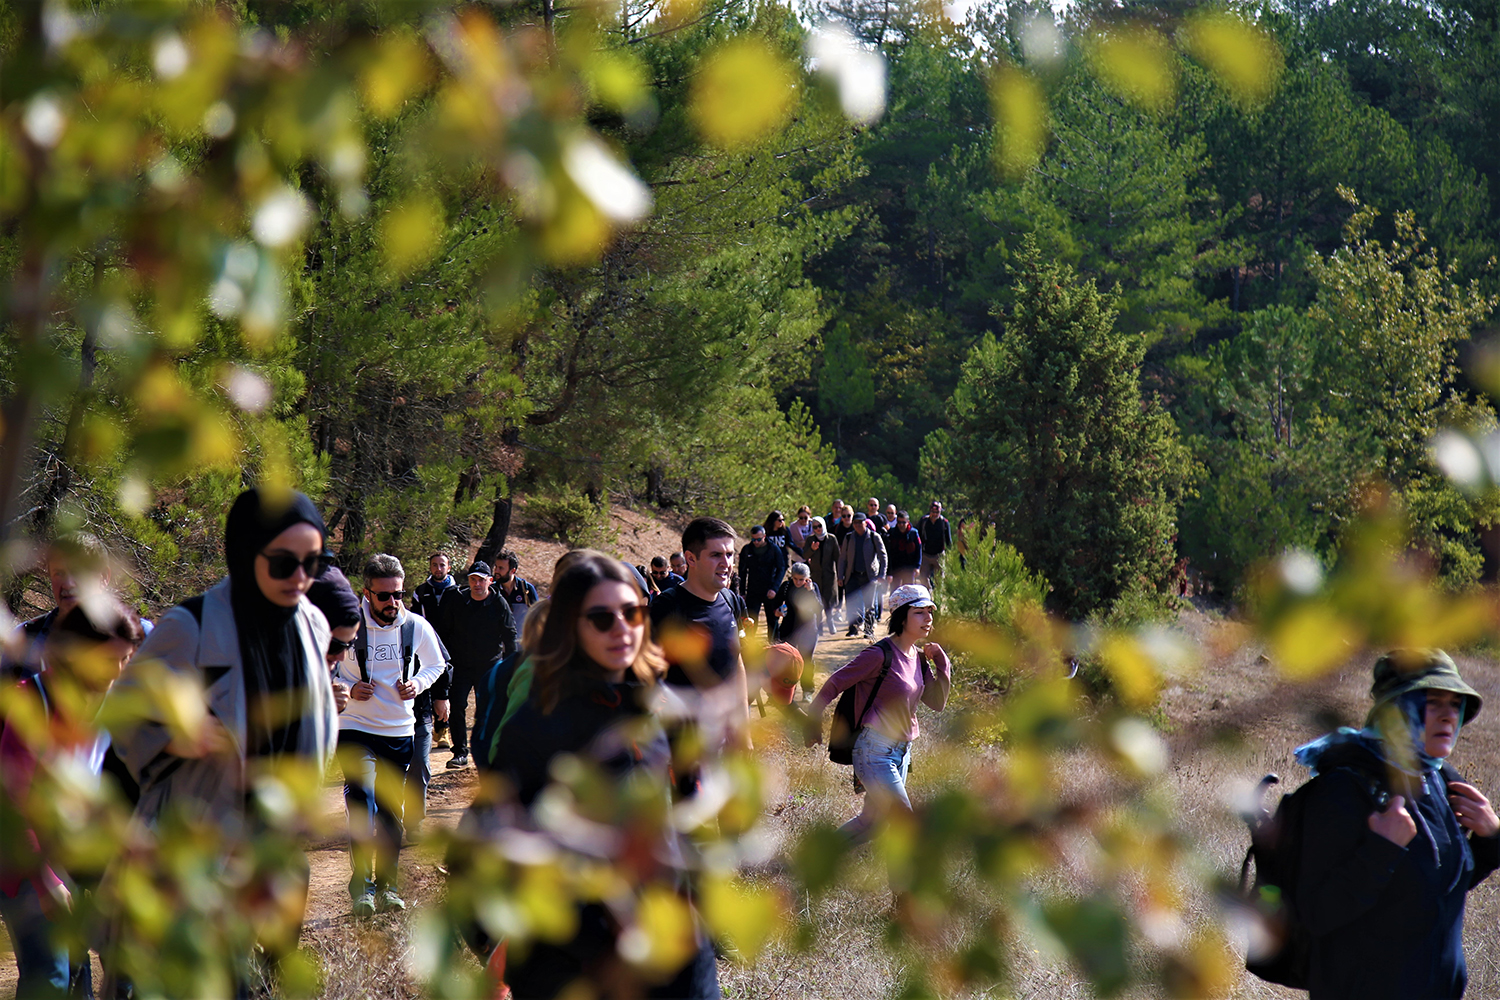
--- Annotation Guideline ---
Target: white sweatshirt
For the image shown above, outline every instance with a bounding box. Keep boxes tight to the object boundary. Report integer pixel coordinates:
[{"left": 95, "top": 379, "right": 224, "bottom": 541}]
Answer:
[{"left": 333, "top": 600, "right": 448, "bottom": 737}]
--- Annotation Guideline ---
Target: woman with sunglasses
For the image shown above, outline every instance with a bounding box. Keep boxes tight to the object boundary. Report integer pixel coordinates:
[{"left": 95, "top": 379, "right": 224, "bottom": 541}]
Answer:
[
  {"left": 108, "top": 488, "right": 341, "bottom": 985},
  {"left": 459, "top": 553, "right": 719, "bottom": 998}
]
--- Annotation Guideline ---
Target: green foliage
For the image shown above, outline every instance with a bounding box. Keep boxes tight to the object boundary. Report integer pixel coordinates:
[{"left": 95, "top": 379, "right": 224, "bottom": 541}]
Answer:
[
  {"left": 524, "top": 488, "right": 614, "bottom": 548},
  {"left": 936, "top": 241, "right": 1194, "bottom": 618},
  {"left": 937, "top": 523, "right": 1049, "bottom": 631}
]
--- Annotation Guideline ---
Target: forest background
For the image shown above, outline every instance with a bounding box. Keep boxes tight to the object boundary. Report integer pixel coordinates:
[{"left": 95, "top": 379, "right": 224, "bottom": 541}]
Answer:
[{"left": 5, "top": 0, "right": 1499, "bottom": 623}]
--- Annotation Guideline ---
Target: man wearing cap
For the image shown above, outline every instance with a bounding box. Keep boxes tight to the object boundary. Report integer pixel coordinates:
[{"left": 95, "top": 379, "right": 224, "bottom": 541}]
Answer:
[
  {"left": 1293, "top": 649, "right": 1499, "bottom": 999},
  {"left": 838, "top": 512, "right": 888, "bottom": 638},
  {"left": 435, "top": 560, "right": 518, "bottom": 770}
]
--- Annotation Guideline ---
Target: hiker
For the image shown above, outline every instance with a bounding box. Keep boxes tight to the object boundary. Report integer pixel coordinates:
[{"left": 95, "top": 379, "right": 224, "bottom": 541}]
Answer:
[
  {"left": 9, "top": 532, "right": 115, "bottom": 676},
  {"left": 107, "top": 488, "right": 342, "bottom": 982},
  {"left": 1, "top": 600, "right": 144, "bottom": 998},
  {"left": 459, "top": 554, "right": 719, "bottom": 998},
  {"left": 837, "top": 513, "right": 887, "bottom": 639},
  {"left": 773, "top": 562, "right": 822, "bottom": 701},
  {"left": 802, "top": 516, "right": 841, "bottom": 636},
  {"left": 436, "top": 561, "right": 518, "bottom": 770},
  {"left": 1293, "top": 650, "right": 1498, "bottom": 999},
  {"left": 410, "top": 551, "right": 460, "bottom": 749},
  {"left": 332, "top": 554, "right": 448, "bottom": 916},
  {"left": 493, "top": 550, "right": 540, "bottom": 636},
  {"left": 738, "top": 524, "right": 787, "bottom": 640},
  {"left": 804, "top": 585, "right": 951, "bottom": 844},
  {"left": 917, "top": 502, "right": 953, "bottom": 588}
]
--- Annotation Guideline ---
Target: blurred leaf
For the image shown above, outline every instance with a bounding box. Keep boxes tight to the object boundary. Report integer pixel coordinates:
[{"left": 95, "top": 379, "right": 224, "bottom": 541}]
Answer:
[
  {"left": 1181, "top": 13, "right": 1282, "bottom": 107},
  {"left": 990, "top": 65, "right": 1048, "bottom": 180},
  {"left": 1097, "top": 634, "right": 1159, "bottom": 709},
  {"left": 792, "top": 822, "right": 849, "bottom": 895},
  {"left": 1086, "top": 26, "right": 1176, "bottom": 111},
  {"left": 625, "top": 886, "right": 697, "bottom": 977},
  {"left": 689, "top": 38, "right": 796, "bottom": 149},
  {"left": 361, "top": 32, "right": 434, "bottom": 118},
  {"left": 1042, "top": 895, "right": 1130, "bottom": 997},
  {"left": 1268, "top": 603, "right": 1358, "bottom": 680},
  {"left": 381, "top": 194, "right": 446, "bottom": 277},
  {"left": 700, "top": 875, "right": 786, "bottom": 962},
  {"left": 585, "top": 51, "right": 649, "bottom": 114}
]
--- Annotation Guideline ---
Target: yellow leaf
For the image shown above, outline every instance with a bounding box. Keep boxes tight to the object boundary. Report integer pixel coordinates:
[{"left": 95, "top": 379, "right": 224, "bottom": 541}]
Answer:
[
  {"left": 623, "top": 887, "right": 696, "bottom": 977},
  {"left": 689, "top": 38, "right": 796, "bottom": 149},
  {"left": 1268, "top": 604, "right": 1358, "bottom": 680},
  {"left": 1086, "top": 26, "right": 1176, "bottom": 111},
  {"left": 699, "top": 875, "right": 786, "bottom": 962},
  {"left": 381, "top": 194, "right": 445, "bottom": 277},
  {"left": 537, "top": 187, "right": 610, "bottom": 266},
  {"left": 188, "top": 410, "right": 239, "bottom": 468},
  {"left": 1182, "top": 13, "right": 1282, "bottom": 107},
  {"left": 1097, "top": 634, "right": 1159, "bottom": 709},
  {"left": 518, "top": 864, "right": 579, "bottom": 943},
  {"left": 361, "top": 32, "right": 434, "bottom": 119},
  {"left": 990, "top": 65, "right": 1048, "bottom": 179},
  {"left": 586, "top": 52, "right": 649, "bottom": 113}
]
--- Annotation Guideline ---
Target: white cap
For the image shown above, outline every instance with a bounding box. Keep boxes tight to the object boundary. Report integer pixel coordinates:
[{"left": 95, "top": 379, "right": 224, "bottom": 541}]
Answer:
[{"left": 888, "top": 584, "right": 935, "bottom": 611}]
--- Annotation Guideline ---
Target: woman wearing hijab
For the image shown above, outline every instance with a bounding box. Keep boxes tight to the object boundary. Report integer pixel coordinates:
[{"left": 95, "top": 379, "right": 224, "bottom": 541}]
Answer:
[
  {"left": 106, "top": 488, "right": 340, "bottom": 989},
  {"left": 1295, "top": 650, "right": 1499, "bottom": 999}
]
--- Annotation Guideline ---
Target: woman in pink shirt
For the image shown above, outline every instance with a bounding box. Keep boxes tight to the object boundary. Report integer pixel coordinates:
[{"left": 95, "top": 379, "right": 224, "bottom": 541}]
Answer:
[{"left": 804, "top": 584, "right": 951, "bottom": 843}]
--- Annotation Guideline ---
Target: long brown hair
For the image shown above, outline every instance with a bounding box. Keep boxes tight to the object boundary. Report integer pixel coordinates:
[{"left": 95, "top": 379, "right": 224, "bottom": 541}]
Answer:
[{"left": 530, "top": 553, "right": 665, "bottom": 713}]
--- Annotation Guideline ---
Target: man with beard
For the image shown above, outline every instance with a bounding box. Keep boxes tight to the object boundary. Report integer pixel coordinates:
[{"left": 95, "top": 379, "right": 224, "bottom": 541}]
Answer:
[
  {"left": 437, "top": 561, "right": 518, "bottom": 769},
  {"left": 409, "top": 552, "right": 458, "bottom": 748},
  {"left": 332, "top": 554, "right": 447, "bottom": 916},
  {"left": 492, "top": 550, "right": 540, "bottom": 637}
]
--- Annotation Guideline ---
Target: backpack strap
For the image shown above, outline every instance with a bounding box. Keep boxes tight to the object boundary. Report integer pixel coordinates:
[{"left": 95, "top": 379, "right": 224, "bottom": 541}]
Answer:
[
  {"left": 855, "top": 639, "right": 896, "bottom": 730},
  {"left": 354, "top": 618, "right": 370, "bottom": 684},
  {"left": 400, "top": 619, "right": 416, "bottom": 684}
]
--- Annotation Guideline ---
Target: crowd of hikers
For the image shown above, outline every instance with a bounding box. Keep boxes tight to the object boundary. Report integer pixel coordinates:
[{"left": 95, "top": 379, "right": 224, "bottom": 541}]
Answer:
[{"left": 1, "top": 486, "right": 1498, "bottom": 998}]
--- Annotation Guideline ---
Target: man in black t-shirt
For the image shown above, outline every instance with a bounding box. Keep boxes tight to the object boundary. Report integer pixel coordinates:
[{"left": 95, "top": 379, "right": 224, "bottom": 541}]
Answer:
[{"left": 650, "top": 516, "right": 752, "bottom": 766}]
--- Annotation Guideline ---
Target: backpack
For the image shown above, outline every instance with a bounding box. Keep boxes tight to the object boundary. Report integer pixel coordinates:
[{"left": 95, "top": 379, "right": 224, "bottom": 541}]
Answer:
[
  {"left": 1237, "top": 747, "right": 1393, "bottom": 988},
  {"left": 353, "top": 617, "right": 417, "bottom": 684},
  {"left": 827, "top": 639, "right": 929, "bottom": 766}
]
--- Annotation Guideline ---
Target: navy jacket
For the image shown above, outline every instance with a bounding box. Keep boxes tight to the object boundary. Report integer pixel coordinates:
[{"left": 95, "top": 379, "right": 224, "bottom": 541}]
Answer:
[{"left": 1297, "top": 762, "right": 1500, "bottom": 998}]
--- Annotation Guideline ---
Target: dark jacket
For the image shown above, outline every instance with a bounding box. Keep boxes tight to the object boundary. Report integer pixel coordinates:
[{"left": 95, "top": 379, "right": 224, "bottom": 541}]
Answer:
[
  {"left": 837, "top": 528, "right": 888, "bottom": 585},
  {"left": 803, "top": 532, "right": 840, "bottom": 600},
  {"left": 412, "top": 574, "right": 459, "bottom": 621},
  {"left": 887, "top": 526, "right": 923, "bottom": 571},
  {"left": 1297, "top": 757, "right": 1500, "bottom": 999},
  {"left": 738, "top": 540, "right": 787, "bottom": 599},
  {"left": 918, "top": 515, "right": 953, "bottom": 556},
  {"left": 773, "top": 580, "right": 822, "bottom": 649},
  {"left": 436, "top": 587, "right": 518, "bottom": 674}
]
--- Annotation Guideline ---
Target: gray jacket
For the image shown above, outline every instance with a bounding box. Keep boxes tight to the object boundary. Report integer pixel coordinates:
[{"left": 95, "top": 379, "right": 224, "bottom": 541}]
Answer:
[
  {"left": 838, "top": 528, "right": 888, "bottom": 584},
  {"left": 109, "top": 578, "right": 339, "bottom": 829}
]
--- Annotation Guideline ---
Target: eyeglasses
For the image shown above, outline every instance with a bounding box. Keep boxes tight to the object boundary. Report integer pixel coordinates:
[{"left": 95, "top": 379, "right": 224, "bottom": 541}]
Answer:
[
  {"left": 367, "top": 589, "right": 407, "bottom": 602},
  {"left": 327, "top": 637, "right": 353, "bottom": 656},
  {"left": 260, "top": 550, "right": 331, "bottom": 580},
  {"left": 583, "top": 604, "right": 648, "bottom": 633},
  {"left": 651, "top": 570, "right": 670, "bottom": 577}
]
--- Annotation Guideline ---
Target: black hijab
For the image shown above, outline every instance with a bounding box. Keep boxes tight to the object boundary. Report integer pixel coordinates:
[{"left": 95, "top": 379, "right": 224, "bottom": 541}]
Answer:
[{"left": 224, "top": 488, "right": 326, "bottom": 758}]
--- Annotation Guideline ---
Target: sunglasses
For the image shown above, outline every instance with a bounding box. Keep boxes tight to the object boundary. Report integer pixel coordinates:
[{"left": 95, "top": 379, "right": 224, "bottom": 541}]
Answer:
[
  {"left": 327, "top": 637, "right": 353, "bottom": 656},
  {"left": 260, "top": 550, "right": 332, "bottom": 580},
  {"left": 583, "top": 604, "right": 648, "bottom": 633},
  {"left": 367, "top": 589, "right": 407, "bottom": 602}
]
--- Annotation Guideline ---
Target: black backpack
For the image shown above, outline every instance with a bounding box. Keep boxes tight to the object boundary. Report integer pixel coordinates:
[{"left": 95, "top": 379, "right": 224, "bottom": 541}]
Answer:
[
  {"left": 1237, "top": 746, "right": 1393, "bottom": 988},
  {"left": 827, "top": 639, "right": 929, "bottom": 766}
]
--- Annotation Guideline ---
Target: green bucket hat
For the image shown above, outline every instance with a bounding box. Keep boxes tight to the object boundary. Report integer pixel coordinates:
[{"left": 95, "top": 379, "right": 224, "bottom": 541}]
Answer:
[{"left": 1368, "top": 649, "right": 1482, "bottom": 726}]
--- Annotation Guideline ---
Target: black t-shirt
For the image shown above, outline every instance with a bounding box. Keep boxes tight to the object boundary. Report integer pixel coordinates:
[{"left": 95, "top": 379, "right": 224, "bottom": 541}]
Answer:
[{"left": 649, "top": 585, "right": 743, "bottom": 689}]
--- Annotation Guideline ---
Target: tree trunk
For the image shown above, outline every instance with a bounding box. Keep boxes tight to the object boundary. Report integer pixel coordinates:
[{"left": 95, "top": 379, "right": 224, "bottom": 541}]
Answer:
[{"left": 475, "top": 491, "right": 512, "bottom": 566}]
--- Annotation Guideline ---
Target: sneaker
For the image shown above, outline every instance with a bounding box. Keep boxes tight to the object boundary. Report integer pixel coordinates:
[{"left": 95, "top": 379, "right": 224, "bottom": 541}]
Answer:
[
  {"left": 352, "top": 891, "right": 376, "bottom": 919},
  {"left": 446, "top": 754, "right": 469, "bottom": 769},
  {"left": 845, "top": 625, "right": 860, "bottom": 637},
  {"left": 377, "top": 888, "right": 406, "bottom": 913}
]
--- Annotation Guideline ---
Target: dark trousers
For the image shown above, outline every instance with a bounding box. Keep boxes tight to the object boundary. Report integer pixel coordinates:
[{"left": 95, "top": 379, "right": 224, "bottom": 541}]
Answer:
[
  {"left": 448, "top": 666, "right": 484, "bottom": 756},
  {"left": 404, "top": 712, "right": 433, "bottom": 832},
  {"left": 338, "top": 729, "right": 413, "bottom": 897},
  {"left": 745, "top": 592, "right": 780, "bottom": 641}
]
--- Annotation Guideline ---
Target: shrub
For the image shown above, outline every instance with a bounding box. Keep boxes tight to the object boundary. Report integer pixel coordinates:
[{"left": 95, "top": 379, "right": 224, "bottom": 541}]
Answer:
[{"left": 938, "top": 524, "right": 1049, "bottom": 631}]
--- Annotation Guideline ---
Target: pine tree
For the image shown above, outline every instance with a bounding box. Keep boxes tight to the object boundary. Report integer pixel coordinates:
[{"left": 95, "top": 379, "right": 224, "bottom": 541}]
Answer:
[{"left": 939, "top": 239, "right": 1192, "bottom": 617}]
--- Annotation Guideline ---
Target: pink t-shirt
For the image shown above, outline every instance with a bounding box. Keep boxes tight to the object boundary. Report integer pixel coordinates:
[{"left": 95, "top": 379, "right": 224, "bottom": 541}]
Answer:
[{"left": 811, "top": 639, "right": 951, "bottom": 742}]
